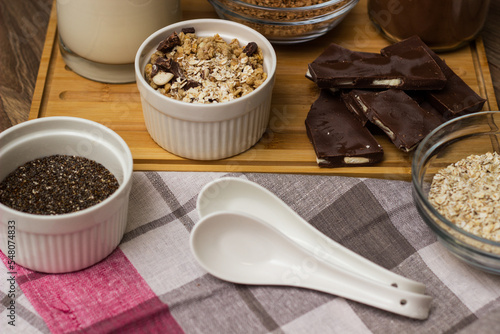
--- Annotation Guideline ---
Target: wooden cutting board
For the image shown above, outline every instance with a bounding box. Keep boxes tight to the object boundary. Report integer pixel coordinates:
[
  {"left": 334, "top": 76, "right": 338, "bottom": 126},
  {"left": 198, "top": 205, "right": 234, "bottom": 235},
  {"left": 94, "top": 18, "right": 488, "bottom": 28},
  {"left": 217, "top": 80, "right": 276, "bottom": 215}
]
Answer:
[{"left": 29, "top": 0, "right": 499, "bottom": 180}]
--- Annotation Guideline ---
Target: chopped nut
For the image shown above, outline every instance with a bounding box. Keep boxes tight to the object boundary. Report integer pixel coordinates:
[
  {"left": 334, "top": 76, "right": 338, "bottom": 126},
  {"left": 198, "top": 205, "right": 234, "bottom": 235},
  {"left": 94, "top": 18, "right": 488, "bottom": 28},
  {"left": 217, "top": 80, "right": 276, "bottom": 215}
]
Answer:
[{"left": 152, "top": 72, "right": 174, "bottom": 86}]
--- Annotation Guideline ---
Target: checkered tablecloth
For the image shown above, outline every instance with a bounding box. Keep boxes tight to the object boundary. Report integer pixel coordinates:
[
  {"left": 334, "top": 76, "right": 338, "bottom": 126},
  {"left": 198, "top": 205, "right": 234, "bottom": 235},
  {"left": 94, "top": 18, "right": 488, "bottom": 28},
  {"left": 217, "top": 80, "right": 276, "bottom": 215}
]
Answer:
[{"left": 2, "top": 172, "right": 500, "bottom": 333}]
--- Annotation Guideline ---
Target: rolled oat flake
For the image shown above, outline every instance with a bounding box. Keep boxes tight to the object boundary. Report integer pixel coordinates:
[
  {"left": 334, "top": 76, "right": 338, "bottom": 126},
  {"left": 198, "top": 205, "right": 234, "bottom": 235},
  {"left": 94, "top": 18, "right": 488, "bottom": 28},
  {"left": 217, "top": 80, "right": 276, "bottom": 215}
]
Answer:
[
  {"left": 428, "top": 151, "right": 500, "bottom": 241},
  {"left": 0, "top": 155, "right": 119, "bottom": 215}
]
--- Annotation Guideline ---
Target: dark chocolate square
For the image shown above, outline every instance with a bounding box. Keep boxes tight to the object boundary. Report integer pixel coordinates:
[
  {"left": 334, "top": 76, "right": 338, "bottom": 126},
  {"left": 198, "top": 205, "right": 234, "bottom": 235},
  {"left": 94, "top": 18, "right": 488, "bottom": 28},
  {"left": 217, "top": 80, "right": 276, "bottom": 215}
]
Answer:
[
  {"left": 382, "top": 36, "right": 486, "bottom": 118},
  {"left": 307, "top": 46, "right": 446, "bottom": 90},
  {"left": 305, "top": 90, "right": 384, "bottom": 167},
  {"left": 350, "top": 89, "right": 443, "bottom": 152}
]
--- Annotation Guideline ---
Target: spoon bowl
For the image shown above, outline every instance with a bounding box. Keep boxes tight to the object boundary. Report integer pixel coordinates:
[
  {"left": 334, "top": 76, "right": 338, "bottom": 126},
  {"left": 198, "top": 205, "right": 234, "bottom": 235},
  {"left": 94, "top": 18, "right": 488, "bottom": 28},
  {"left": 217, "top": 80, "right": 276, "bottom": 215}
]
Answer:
[{"left": 191, "top": 211, "right": 305, "bottom": 284}]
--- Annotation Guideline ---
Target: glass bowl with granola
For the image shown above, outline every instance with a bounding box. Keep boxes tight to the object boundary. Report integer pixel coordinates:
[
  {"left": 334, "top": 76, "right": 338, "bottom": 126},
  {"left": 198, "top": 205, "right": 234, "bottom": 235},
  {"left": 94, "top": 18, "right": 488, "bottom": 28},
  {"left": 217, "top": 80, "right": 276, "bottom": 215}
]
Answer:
[
  {"left": 207, "top": 0, "right": 359, "bottom": 44},
  {"left": 412, "top": 111, "right": 500, "bottom": 274},
  {"left": 135, "top": 19, "right": 277, "bottom": 160}
]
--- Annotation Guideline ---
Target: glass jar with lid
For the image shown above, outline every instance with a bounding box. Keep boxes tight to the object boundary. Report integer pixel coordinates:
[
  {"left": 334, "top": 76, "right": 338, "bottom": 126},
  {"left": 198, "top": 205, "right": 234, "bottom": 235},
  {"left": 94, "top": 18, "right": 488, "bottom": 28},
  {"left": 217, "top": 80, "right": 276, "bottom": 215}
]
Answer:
[{"left": 368, "top": 0, "right": 491, "bottom": 52}]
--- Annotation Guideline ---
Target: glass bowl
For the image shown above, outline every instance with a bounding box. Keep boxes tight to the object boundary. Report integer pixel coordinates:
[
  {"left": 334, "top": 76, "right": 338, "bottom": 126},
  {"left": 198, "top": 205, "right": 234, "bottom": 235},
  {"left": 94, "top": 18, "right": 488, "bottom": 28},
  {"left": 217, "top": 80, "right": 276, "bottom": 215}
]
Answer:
[
  {"left": 412, "top": 111, "right": 500, "bottom": 274},
  {"left": 207, "top": 0, "right": 360, "bottom": 44}
]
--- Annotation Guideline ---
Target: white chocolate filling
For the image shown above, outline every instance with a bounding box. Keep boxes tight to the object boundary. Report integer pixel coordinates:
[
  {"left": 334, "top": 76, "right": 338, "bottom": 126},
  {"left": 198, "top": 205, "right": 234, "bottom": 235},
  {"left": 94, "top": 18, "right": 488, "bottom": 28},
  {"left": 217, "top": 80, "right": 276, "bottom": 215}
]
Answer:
[
  {"left": 372, "top": 117, "right": 396, "bottom": 141},
  {"left": 372, "top": 78, "right": 402, "bottom": 86},
  {"left": 344, "top": 157, "right": 370, "bottom": 164},
  {"left": 354, "top": 95, "right": 368, "bottom": 112}
]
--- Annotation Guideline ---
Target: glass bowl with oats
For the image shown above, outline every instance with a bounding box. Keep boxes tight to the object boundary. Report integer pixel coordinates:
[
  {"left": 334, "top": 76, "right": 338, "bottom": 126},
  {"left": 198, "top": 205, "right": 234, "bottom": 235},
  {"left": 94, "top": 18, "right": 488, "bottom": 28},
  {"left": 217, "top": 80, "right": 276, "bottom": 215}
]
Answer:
[
  {"left": 412, "top": 111, "right": 500, "bottom": 274},
  {"left": 207, "top": 0, "right": 359, "bottom": 44}
]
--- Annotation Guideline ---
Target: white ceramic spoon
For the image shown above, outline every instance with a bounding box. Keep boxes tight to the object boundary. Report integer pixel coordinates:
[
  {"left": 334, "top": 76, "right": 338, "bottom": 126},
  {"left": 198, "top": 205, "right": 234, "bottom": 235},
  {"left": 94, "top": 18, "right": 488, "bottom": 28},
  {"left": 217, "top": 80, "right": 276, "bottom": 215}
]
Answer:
[
  {"left": 190, "top": 212, "right": 432, "bottom": 319},
  {"left": 196, "top": 177, "right": 427, "bottom": 294}
]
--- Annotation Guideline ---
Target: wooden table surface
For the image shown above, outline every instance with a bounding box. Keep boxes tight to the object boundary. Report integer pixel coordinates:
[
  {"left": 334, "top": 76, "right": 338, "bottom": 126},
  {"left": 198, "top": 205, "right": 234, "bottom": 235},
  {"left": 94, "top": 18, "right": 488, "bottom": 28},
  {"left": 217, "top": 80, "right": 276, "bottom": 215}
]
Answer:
[{"left": 1, "top": 0, "right": 500, "bottom": 133}]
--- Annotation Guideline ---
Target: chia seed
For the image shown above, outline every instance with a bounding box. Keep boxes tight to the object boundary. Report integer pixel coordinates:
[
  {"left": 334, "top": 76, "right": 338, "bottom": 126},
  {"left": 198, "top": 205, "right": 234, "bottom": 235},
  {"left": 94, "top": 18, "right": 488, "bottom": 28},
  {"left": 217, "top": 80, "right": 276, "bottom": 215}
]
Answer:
[{"left": 0, "top": 155, "right": 120, "bottom": 215}]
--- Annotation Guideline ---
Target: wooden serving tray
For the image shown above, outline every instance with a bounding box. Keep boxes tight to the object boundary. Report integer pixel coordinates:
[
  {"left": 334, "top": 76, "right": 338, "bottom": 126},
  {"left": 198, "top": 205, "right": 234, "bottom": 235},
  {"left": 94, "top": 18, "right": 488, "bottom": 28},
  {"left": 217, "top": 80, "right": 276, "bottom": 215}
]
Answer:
[{"left": 30, "top": 0, "right": 499, "bottom": 180}]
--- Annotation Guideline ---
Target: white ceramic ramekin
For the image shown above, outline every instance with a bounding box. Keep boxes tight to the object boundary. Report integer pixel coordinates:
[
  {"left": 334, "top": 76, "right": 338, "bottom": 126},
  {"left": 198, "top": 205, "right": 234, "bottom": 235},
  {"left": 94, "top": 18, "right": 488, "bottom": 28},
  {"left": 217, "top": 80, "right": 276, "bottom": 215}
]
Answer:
[
  {"left": 135, "top": 18, "right": 277, "bottom": 160},
  {"left": 0, "top": 117, "right": 133, "bottom": 273}
]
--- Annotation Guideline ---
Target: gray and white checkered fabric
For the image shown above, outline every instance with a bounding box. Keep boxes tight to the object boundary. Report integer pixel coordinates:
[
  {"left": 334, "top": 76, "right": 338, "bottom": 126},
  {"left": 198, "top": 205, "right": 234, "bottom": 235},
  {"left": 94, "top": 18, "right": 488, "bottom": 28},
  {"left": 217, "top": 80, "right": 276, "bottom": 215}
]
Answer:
[{"left": 2, "top": 172, "right": 500, "bottom": 333}]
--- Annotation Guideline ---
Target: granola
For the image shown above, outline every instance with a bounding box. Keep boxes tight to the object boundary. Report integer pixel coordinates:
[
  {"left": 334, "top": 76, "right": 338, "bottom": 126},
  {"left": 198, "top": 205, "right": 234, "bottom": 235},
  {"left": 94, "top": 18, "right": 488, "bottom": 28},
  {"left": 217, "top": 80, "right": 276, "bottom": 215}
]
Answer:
[
  {"left": 144, "top": 28, "right": 267, "bottom": 104},
  {"left": 428, "top": 152, "right": 500, "bottom": 242},
  {"left": 240, "top": 0, "right": 334, "bottom": 7},
  {"left": 211, "top": 0, "right": 351, "bottom": 40},
  {"left": 219, "top": 0, "right": 349, "bottom": 21}
]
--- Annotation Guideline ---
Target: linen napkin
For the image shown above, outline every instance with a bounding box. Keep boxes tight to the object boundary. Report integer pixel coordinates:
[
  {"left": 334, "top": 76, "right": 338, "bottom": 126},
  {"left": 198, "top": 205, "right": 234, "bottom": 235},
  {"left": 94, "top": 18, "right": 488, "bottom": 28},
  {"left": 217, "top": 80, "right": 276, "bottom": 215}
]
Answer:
[{"left": 2, "top": 172, "right": 500, "bottom": 333}]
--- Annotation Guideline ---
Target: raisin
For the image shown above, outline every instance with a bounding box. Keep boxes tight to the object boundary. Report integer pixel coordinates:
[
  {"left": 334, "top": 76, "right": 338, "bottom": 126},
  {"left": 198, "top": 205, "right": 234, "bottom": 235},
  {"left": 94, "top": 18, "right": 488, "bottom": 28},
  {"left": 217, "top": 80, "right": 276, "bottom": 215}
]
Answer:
[
  {"left": 243, "top": 42, "right": 258, "bottom": 56},
  {"left": 181, "top": 27, "right": 196, "bottom": 34}
]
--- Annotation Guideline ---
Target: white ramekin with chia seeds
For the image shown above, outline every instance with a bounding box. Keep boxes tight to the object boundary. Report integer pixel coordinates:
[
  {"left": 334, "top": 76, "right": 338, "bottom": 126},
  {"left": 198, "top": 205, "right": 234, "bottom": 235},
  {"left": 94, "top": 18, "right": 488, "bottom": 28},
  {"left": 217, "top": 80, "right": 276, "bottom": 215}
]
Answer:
[{"left": 0, "top": 117, "right": 133, "bottom": 273}]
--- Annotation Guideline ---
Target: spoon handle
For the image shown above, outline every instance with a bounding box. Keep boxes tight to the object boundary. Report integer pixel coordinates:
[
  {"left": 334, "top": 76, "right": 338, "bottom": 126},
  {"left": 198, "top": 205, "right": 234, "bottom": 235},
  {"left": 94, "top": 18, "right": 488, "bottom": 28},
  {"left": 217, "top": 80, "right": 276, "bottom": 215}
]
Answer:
[
  {"left": 296, "top": 231, "right": 427, "bottom": 294},
  {"left": 288, "top": 255, "right": 432, "bottom": 320}
]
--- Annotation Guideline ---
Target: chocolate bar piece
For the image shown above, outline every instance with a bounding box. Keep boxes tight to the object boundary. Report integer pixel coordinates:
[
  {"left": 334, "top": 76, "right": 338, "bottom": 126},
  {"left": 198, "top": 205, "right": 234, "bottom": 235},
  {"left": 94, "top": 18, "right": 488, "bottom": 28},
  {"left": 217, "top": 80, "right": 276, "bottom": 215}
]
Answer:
[
  {"left": 306, "top": 44, "right": 382, "bottom": 85},
  {"left": 343, "top": 89, "right": 446, "bottom": 131},
  {"left": 382, "top": 36, "right": 486, "bottom": 118},
  {"left": 406, "top": 91, "right": 447, "bottom": 123},
  {"left": 307, "top": 46, "right": 446, "bottom": 90},
  {"left": 305, "top": 90, "right": 383, "bottom": 167},
  {"left": 426, "top": 73, "right": 486, "bottom": 118},
  {"left": 350, "top": 89, "right": 443, "bottom": 152},
  {"left": 312, "top": 43, "right": 382, "bottom": 64}
]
